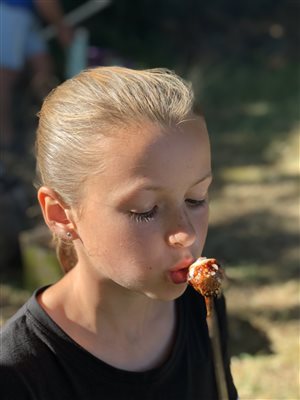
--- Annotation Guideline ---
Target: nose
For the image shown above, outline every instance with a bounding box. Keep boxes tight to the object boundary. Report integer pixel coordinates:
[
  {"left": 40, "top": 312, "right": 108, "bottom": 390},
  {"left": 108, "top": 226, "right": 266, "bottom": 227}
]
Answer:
[
  {"left": 168, "top": 231, "right": 196, "bottom": 248},
  {"left": 167, "top": 211, "right": 196, "bottom": 248}
]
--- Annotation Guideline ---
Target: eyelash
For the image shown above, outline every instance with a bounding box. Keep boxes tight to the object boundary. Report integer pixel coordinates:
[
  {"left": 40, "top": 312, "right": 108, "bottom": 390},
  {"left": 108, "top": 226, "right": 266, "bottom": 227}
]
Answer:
[
  {"left": 130, "top": 206, "right": 158, "bottom": 223},
  {"left": 129, "top": 199, "right": 207, "bottom": 223},
  {"left": 186, "top": 198, "right": 207, "bottom": 208}
]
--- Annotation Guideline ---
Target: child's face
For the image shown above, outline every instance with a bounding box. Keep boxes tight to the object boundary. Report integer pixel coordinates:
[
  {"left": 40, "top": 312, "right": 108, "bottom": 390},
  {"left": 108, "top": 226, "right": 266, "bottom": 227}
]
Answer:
[{"left": 74, "top": 117, "right": 211, "bottom": 301}]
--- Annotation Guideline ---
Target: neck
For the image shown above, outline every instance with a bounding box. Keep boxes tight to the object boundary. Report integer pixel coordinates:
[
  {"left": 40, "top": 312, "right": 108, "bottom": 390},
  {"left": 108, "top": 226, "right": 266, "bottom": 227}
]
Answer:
[
  {"left": 39, "top": 262, "right": 177, "bottom": 371},
  {"left": 68, "top": 263, "right": 171, "bottom": 334}
]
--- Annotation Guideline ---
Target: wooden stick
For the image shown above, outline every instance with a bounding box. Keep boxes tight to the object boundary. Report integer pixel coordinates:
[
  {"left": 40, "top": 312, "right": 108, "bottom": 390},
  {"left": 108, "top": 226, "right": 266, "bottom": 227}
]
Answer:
[{"left": 205, "top": 298, "right": 229, "bottom": 400}]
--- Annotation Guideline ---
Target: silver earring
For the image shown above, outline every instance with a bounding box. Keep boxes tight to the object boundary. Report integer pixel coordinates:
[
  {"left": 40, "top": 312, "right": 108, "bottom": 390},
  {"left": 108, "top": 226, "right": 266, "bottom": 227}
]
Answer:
[{"left": 66, "top": 232, "right": 72, "bottom": 239}]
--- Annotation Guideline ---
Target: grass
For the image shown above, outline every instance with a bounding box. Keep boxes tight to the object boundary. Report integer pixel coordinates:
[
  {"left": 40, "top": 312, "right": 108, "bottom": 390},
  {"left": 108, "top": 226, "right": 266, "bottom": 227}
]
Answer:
[
  {"left": 199, "top": 61, "right": 300, "bottom": 399},
  {"left": 1, "top": 61, "right": 299, "bottom": 399}
]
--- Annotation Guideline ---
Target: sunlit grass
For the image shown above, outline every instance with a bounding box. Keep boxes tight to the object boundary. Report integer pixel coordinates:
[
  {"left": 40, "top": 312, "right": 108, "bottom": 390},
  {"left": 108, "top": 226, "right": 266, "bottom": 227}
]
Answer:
[{"left": 199, "top": 62, "right": 300, "bottom": 399}]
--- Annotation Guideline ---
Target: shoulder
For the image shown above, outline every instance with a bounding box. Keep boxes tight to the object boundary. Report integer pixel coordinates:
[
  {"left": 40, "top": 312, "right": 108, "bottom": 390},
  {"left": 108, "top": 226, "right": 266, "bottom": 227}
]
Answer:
[
  {"left": 0, "top": 289, "right": 63, "bottom": 397},
  {"left": 0, "top": 364, "right": 32, "bottom": 400},
  {"left": 1, "top": 303, "right": 31, "bottom": 361},
  {"left": 0, "top": 303, "right": 35, "bottom": 399},
  {"left": 0, "top": 288, "right": 50, "bottom": 366}
]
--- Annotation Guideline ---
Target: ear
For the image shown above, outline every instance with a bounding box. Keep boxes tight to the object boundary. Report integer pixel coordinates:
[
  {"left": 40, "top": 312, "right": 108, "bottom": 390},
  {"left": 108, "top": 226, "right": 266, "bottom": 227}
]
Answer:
[{"left": 37, "top": 187, "right": 79, "bottom": 240}]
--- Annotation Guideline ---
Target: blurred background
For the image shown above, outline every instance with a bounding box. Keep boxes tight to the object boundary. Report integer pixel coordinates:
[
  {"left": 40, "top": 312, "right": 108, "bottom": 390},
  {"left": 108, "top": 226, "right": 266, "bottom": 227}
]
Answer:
[{"left": 1, "top": 0, "right": 299, "bottom": 398}]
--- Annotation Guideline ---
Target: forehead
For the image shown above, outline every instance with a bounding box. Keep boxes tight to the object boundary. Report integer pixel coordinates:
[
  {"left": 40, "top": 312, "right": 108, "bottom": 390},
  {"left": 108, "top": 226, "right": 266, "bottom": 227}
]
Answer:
[
  {"left": 109, "top": 116, "right": 209, "bottom": 165},
  {"left": 84, "top": 117, "right": 211, "bottom": 198}
]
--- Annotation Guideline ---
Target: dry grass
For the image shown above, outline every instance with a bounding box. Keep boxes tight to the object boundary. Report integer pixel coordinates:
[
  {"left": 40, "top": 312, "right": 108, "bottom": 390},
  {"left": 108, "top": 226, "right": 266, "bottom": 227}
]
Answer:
[
  {"left": 227, "top": 279, "right": 299, "bottom": 399},
  {"left": 207, "top": 121, "right": 300, "bottom": 399}
]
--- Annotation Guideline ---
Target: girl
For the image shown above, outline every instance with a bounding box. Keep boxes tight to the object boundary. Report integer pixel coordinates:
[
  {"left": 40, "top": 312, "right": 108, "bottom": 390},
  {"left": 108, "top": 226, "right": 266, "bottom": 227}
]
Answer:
[{"left": 1, "top": 67, "right": 238, "bottom": 399}]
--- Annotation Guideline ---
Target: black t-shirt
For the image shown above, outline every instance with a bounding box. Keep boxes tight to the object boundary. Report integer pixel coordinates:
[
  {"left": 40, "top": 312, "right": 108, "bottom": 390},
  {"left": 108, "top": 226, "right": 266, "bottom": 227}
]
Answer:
[{"left": 0, "top": 286, "right": 238, "bottom": 400}]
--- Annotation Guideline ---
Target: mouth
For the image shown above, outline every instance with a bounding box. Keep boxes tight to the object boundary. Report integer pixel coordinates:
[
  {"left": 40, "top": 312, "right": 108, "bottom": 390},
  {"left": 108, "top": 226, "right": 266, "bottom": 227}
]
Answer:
[{"left": 169, "top": 257, "right": 195, "bottom": 284}]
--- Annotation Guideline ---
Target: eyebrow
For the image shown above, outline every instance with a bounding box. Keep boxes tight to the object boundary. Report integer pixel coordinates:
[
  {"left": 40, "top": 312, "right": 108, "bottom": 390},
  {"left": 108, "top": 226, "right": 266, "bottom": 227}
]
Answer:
[
  {"left": 114, "top": 172, "right": 213, "bottom": 205},
  {"left": 133, "top": 172, "right": 213, "bottom": 193},
  {"left": 191, "top": 172, "right": 213, "bottom": 187}
]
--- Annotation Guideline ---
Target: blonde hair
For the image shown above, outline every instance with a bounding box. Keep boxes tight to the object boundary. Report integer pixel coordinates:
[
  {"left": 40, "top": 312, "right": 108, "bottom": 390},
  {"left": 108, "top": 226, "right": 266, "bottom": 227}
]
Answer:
[{"left": 36, "top": 66, "right": 195, "bottom": 271}]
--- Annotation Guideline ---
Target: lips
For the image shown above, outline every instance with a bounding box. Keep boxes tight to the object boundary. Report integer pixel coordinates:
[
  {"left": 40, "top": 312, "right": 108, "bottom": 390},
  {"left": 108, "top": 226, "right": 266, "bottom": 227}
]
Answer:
[{"left": 169, "top": 258, "right": 194, "bottom": 284}]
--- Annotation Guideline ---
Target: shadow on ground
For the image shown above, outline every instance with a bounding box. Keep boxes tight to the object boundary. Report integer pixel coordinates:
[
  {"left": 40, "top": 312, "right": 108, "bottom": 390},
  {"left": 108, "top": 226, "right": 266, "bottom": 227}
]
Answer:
[
  {"left": 228, "top": 315, "right": 273, "bottom": 357},
  {"left": 204, "top": 208, "right": 299, "bottom": 284}
]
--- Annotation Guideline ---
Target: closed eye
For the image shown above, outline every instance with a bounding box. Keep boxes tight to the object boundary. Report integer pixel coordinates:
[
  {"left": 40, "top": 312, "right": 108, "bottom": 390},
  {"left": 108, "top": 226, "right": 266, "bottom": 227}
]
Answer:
[
  {"left": 185, "top": 199, "right": 207, "bottom": 208},
  {"left": 129, "top": 205, "right": 158, "bottom": 223}
]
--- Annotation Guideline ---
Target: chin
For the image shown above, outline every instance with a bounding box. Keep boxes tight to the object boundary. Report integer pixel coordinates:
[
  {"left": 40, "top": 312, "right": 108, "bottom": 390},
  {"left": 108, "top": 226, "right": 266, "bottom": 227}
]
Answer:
[{"left": 145, "top": 283, "right": 188, "bottom": 302}]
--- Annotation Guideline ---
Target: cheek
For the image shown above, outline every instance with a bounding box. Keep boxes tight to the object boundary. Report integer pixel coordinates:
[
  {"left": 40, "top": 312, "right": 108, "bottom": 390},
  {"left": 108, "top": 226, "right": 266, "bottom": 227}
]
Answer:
[
  {"left": 101, "top": 223, "right": 160, "bottom": 283},
  {"left": 109, "top": 222, "right": 165, "bottom": 279},
  {"left": 194, "top": 206, "right": 209, "bottom": 244},
  {"left": 80, "top": 210, "right": 157, "bottom": 261},
  {"left": 116, "top": 222, "right": 160, "bottom": 256}
]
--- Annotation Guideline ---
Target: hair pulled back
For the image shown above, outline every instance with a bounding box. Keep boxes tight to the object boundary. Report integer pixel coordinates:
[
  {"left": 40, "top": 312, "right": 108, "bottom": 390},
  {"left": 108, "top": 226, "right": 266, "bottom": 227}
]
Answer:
[{"left": 36, "top": 66, "right": 194, "bottom": 271}]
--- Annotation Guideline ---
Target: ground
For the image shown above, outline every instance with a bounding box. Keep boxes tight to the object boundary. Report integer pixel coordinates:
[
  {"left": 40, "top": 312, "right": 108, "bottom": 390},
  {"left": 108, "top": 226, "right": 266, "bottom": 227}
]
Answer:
[
  {"left": 210, "top": 133, "right": 299, "bottom": 398},
  {"left": 202, "top": 62, "right": 300, "bottom": 399}
]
